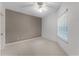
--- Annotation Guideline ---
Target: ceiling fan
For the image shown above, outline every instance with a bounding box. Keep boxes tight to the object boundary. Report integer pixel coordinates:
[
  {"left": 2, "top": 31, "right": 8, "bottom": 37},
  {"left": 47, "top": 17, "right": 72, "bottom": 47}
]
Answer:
[
  {"left": 21, "top": 2, "right": 58, "bottom": 8},
  {"left": 21, "top": 2, "right": 60, "bottom": 12},
  {"left": 36, "top": 2, "right": 44, "bottom": 8}
]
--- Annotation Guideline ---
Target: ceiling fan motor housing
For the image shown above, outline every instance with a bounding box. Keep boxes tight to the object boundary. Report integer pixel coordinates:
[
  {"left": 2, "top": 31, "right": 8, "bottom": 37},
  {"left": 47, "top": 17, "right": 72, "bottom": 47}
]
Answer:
[{"left": 37, "top": 2, "right": 43, "bottom": 8}]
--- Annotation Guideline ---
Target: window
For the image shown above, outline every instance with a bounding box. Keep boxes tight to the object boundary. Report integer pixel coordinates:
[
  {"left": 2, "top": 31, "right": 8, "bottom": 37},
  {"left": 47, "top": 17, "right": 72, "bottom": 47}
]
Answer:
[{"left": 57, "top": 9, "right": 69, "bottom": 42}]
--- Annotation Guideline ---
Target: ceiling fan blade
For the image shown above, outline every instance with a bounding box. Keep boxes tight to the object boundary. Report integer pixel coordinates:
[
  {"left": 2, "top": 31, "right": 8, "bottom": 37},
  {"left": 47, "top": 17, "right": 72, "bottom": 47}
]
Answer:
[
  {"left": 46, "top": 4, "right": 57, "bottom": 9},
  {"left": 20, "top": 4, "right": 34, "bottom": 8}
]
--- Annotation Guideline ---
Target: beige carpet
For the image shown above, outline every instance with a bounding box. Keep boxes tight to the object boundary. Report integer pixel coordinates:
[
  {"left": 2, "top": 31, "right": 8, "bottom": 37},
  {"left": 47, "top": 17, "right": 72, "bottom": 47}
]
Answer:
[{"left": 1, "top": 37, "right": 66, "bottom": 56}]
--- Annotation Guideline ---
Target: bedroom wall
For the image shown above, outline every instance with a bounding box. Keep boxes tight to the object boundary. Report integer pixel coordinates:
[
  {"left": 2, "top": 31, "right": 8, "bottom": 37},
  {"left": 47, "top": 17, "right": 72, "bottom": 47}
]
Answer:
[
  {"left": 42, "top": 2, "right": 79, "bottom": 55},
  {"left": 6, "top": 9, "right": 41, "bottom": 43},
  {"left": 42, "top": 11, "right": 57, "bottom": 42},
  {"left": 57, "top": 2, "right": 79, "bottom": 55}
]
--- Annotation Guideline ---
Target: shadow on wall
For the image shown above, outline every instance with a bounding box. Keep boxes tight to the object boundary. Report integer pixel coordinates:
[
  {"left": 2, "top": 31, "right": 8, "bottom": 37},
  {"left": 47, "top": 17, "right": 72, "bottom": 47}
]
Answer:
[{"left": 6, "top": 9, "right": 42, "bottom": 43}]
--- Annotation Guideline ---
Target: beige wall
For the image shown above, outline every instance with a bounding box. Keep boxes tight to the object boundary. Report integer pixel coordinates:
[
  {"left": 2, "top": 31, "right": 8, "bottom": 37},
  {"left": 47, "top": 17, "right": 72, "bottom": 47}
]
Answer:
[{"left": 6, "top": 9, "right": 41, "bottom": 43}]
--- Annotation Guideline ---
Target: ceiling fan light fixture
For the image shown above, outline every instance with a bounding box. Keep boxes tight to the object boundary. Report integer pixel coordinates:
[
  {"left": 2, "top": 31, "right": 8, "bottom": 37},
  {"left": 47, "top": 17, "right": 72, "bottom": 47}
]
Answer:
[
  {"left": 34, "top": 2, "right": 47, "bottom": 13},
  {"left": 38, "top": 8, "right": 43, "bottom": 12}
]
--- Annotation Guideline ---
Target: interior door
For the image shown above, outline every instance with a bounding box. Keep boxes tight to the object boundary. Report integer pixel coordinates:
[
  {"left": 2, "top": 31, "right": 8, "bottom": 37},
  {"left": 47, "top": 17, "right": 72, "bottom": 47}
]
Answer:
[{"left": 0, "top": 3, "right": 5, "bottom": 51}]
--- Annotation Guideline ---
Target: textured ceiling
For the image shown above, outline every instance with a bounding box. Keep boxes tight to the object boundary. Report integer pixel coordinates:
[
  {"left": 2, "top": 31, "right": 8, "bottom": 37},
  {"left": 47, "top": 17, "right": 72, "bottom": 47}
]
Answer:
[{"left": 3, "top": 2, "right": 62, "bottom": 18}]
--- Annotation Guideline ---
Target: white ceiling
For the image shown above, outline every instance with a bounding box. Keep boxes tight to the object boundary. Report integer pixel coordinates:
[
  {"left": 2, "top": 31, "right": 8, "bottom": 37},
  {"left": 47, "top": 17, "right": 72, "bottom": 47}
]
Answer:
[{"left": 3, "top": 2, "right": 62, "bottom": 18}]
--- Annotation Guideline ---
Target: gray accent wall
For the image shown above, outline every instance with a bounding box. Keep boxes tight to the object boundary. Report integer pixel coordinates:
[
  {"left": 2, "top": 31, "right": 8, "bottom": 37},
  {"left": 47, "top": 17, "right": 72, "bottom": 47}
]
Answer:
[{"left": 5, "top": 9, "right": 41, "bottom": 43}]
